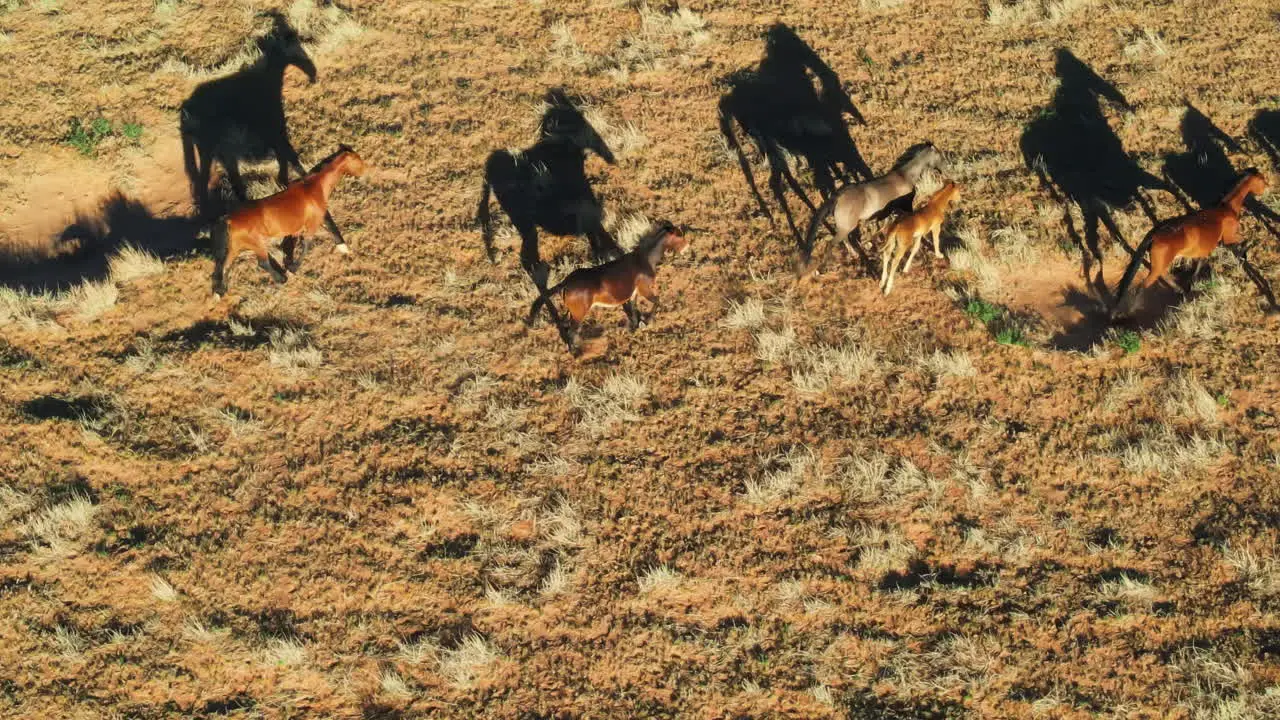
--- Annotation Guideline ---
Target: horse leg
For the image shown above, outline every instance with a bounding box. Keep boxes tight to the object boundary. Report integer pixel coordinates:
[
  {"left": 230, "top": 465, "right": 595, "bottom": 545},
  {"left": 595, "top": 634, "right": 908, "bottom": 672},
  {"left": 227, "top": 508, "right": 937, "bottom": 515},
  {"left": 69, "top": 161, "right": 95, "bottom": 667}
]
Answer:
[
  {"left": 563, "top": 319, "right": 580, "bottom": 354},
  {"left": 902, "top": 231, "right": 926, "bottom": 274},
  {"left": 518, "top": 224, "right": 563, "bottom": 328},
  {"left": 519, "top": 225, "right": 550, "bottom": 290},
  {"left": 211, "top": 223, "right": 230, "bottom": 297},
  {"left": 781, "top": 164, "right": 816, "bottom": 211},
  {"left": 323, "top": 212, "right": 349, "bottom": 254},
  {"left": 224, "top": 159, "right": 251, "bottom": 203},
  {"left": 636, "top": 276, "right": 659, "bottom": 324},
  {"left": 844, "top": 226, "right": 876, "bottom": 277},
  {"left": 1188, "top": 259, "right": 1204, "bottom": 286},
  {"left": 932, "top": 226, "right": 944, "bottom": 259},
  {"left": 883, "top": 249, "right": 900, "bottom": 296},
  {"left": 282, "top": 236, "right": 301, "bottom": 273},
  {"left": 767, "top": 165, "right": 806, "bottom": 246},
  {"left": 723, "top": 117, "right": 774, "bottom": 222},
  {"left": 1081, "top": 202, "right": 1105, "bottom": 279},
  {"left": 879, "top": 236, "right": 894, "bottom": 293},
  {"left": 251, "top": 238, "right": 288, "bottom": 284},
  {"left": 625, "top": 300, "right": 640, "bottom": 331},
  {"left": 1143, "top": 244, "right": 1182, "bottom": 295},
  {"left": 1098, "top": 205, "right": 1135, "bottom": 257}
]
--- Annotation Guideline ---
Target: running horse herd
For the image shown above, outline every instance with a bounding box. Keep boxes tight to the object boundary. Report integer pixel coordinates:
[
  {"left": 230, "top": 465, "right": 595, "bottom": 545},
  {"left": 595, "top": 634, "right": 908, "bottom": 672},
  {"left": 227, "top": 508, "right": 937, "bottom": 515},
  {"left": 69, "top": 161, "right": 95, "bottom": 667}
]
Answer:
[{"left": 181, "top": 16, "right": 1273, "bottom": 355}]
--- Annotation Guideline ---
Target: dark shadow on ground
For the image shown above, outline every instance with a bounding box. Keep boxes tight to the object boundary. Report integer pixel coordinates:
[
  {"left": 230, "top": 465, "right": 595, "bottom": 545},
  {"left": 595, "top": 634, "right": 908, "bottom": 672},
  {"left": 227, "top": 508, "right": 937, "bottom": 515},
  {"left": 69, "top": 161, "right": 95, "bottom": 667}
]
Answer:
[
  {"left": 1048, "top": 281, "right": 1183, "bottom": 351},
  {"left": 1163, "top": 104, "right": 1279, "bottom": 310},
  {"left": 0, "top": 193, "right": 205, "bottom": 293},
  {"left": 1020, "top": 49, "right": 1172, "bottom": 284},
  {"left": 718, "top": 23, "right": 872, "bottom": 246}
]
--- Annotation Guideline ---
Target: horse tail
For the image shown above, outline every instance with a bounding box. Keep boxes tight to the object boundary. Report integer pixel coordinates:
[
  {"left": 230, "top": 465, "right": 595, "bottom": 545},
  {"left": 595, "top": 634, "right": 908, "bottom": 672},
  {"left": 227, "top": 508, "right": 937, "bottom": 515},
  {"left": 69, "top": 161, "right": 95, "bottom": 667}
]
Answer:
[
  {"left": 179, "top": 113, "right": 203, "bottom": 213},
  {"left": 477, "top": 175, "right": 496, "bottom": 262},
  {"left": 209, "top": 216, "right": 231, "bottom": 295},
  {"left": 526, "top": 280, "right": 566, "bottom": 327},
  {"left": 801, "top": 191, "right": 840, "bottom": 265},
  {"left": 1111, "top": 225, "right": 1158, "bottom": 317}
]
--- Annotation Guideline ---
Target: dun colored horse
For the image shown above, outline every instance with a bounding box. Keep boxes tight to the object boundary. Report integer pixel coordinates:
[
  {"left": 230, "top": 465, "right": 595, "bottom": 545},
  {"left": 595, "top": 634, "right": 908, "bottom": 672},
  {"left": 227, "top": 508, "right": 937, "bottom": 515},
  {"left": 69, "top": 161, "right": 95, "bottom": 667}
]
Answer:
[
  {"left": 879, "top": 181, "right": 961, "bottom": 296},
  {"left": 527, "top": 221, "right": 690, "bottom": 352},
  {"left": 802, "top": 142, "right": 944, "bottom": 273},
  {"left": 1111, "top": 168, "right": 1269, "bottom": 316},
  {"left": 210, "top": 146, "right": 366, "bottom": 297}
]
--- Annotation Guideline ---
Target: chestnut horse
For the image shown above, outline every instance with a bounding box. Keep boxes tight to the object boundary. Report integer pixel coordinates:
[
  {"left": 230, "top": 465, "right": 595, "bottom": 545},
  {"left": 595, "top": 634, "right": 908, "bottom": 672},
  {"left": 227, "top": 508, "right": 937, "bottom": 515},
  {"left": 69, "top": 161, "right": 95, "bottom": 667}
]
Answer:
[
  {"left": 1111, "top": 168, "right": 1268, "bottom": 316},
  {"left": 879, "top": 181, "right": 961, "bottom": 295},
  {"left": 210, "top": 146, "right": 366, "bottom": 297},
  {"left": 527, "top": 221, "right": 690, "bottom": 352}
]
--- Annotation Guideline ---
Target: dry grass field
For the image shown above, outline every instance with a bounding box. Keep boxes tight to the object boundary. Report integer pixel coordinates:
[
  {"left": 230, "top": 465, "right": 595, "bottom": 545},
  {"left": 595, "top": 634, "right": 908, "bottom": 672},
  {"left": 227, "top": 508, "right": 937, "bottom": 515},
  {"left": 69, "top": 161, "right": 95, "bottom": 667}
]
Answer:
[{"left": 3, "top": 0, "right": 1280, "bottom": 717}]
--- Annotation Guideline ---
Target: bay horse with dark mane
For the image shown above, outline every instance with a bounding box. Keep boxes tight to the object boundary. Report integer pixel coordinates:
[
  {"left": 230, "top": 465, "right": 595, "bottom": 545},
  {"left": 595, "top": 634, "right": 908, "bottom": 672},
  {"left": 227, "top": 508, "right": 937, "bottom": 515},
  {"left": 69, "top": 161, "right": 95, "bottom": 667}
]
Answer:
[
  {"left": 1111, "top": 168, "right": 1269, "bottom": 317},
  {"left": 210, "top": 146, "right": 366, "bottom": 297},
  {"left": 527, "top": 221, "right": 690, "bottom": 353},
  {"left": 477, "top": 89, "right": 623, "bottom": 307}
]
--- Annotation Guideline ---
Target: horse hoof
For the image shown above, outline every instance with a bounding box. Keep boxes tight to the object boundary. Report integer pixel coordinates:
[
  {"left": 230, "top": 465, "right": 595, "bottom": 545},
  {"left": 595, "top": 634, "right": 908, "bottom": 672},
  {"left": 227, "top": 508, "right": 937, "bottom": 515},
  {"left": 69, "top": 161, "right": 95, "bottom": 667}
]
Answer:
[{"left": 336, "top": 244, "right": 351, "bottom": 255}]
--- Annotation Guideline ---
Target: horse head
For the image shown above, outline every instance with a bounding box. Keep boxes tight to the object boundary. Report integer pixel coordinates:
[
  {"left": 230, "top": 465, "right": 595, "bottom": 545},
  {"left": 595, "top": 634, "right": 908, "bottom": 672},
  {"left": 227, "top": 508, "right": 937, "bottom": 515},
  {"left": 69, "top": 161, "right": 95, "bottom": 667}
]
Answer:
[
  {"left": 338, "top": 145, "right": 367, "bottom": 177},
  {"left": 258, "top": 11, "right": 317, "bottom": 83},
  {"left": 540, "top": 89, "right": 616, "bottom": 164},
  {"left": 895, "top": 142, "right": 944, "bottom": 179}
]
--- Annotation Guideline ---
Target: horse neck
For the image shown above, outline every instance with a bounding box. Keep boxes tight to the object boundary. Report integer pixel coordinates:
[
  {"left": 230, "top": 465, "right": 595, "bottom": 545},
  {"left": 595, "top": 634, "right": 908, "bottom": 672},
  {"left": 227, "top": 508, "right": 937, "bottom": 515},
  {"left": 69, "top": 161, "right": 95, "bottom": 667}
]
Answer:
[
  {"left": 312, "top": 159, "right": 347, "bottom": 198},
  {"left": 641, "top": 236, "right": 669, "bottom": 267},
  {"left": 899, "top": 156, "right": 935, "bottom": 186},
  {"left": 930, "top": 187, "right": 957, "bottom": 211},
  {"left": 260, "top": 53, "right": 289, "bottom": 87},
  {"left": 1222, "top": 178, "right": 1257, "bottom": 213}
]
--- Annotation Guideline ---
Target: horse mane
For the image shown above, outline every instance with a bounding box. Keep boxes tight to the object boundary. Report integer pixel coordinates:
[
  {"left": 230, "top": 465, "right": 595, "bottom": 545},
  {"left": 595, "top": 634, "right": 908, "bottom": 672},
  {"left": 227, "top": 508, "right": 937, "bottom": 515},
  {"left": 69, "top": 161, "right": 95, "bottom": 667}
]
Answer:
[
  {"left": 635, "top": 220, "right": 677, "bottom": 255},
  {"left": 892, "top": 142, "right": 937, "bottom": 170},
  {"left": 308, "top": 145, "right": 354, "bottom": 175}
]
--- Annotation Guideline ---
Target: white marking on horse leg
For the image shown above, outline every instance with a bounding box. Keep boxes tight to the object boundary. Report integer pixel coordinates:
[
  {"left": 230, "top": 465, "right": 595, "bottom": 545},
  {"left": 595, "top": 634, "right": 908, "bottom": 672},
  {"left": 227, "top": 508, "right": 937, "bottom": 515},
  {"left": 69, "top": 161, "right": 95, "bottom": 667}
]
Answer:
[{"left": 336, "top": 244, "right": 351, "bottom": 255}]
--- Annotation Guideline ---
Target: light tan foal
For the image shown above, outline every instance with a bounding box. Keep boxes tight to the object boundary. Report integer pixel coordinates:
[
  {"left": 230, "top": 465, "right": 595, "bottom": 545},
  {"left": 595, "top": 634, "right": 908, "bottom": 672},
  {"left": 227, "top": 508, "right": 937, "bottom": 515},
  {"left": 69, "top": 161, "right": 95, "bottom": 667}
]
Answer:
[{"left": 880, "top": 181, "right": 961, "bottom": 295}]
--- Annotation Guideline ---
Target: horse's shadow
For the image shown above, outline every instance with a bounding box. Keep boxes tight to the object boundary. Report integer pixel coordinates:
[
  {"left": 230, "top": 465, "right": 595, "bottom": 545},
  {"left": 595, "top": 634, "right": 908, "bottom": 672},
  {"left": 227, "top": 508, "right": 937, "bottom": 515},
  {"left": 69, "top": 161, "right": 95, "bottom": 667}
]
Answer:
[
  {"left": 477, "top": 87, "right": 620, "bottom": 294},
  {"left": 1049, "top": 272, "right": 1188, "bottom": 351},
  {"left": 1020, "top": 48, "right": 1171, "bottom": 281},
  {"left": 179, "top": 11, "right": 333, "bottom": 229},
  {"left": 0, "top": 193, "right": 204, "bottom": 293},
  {"left": 1251, "top": 108, "right": 1280, "bottom": 171},
  {"left": 1164, "top": 103, "right": 1279, "bottom": 309},
  {"left": 718, "top": 23, "right": 872, "bottom": 247}
]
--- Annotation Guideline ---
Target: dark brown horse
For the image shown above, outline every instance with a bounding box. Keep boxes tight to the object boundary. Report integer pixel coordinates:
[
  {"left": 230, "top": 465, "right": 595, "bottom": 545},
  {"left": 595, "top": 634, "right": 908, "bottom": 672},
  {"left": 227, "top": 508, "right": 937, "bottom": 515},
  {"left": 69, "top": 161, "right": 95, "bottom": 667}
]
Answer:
[{"left": 527, "top": 221, "right": 690, "bottom": 352}]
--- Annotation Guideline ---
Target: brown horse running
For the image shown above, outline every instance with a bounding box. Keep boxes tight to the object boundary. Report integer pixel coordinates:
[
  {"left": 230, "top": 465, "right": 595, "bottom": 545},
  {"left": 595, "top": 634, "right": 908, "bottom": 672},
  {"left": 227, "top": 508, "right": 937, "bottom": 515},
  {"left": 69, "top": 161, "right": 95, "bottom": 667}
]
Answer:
[
  {"left": 1111, "top": 168, "right": 1268, "bottom": 316},
  {"left": 210, "top": 145, "right": 366, "bottom": 297},
  {"left": 801, "top": 142, "right": 944, "bottom": 273},
  {"left": 527, "top": 221, "right": 690, "bottom": 352}
]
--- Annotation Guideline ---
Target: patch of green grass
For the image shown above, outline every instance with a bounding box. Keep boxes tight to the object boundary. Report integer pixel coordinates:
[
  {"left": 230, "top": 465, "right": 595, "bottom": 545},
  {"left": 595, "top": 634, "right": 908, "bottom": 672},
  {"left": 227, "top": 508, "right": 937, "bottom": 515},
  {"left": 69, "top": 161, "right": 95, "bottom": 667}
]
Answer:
[
  {"left": 995, "top": 326, "right": 1028, "bottom": 347},
  {"left": 1215, "top": 393, "right": 1230, "bottom": 408},
  {"left": 1114, "top": 330, "right": 1141, "bottom": 355},
  {"left": 965, "top": 299, "right": 1001, "bottom": 324},
  {"left": 66, "top": 117, "right": 114, "bottom": 156},
  {"left": 121, "top": 122, "right": 144, "bottom": 141}
]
